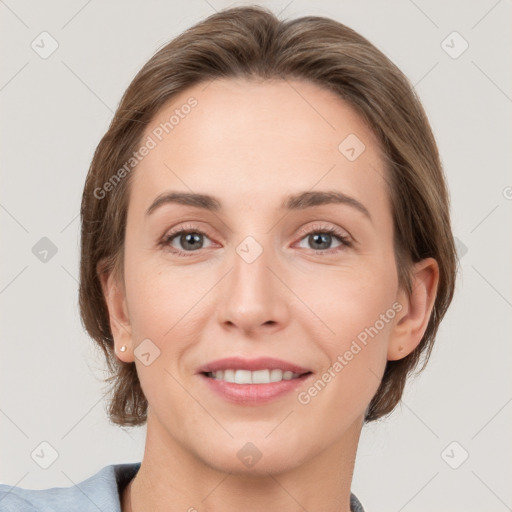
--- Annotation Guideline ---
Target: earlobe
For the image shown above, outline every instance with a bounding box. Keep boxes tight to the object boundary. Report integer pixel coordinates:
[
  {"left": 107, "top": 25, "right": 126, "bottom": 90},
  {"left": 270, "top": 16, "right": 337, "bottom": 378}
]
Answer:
[
  {"left": 98, "top": 262, "right": 134, "bottom": 363},
  {"left": 387, "top": 257, "right": 440, "bottom": 361}
]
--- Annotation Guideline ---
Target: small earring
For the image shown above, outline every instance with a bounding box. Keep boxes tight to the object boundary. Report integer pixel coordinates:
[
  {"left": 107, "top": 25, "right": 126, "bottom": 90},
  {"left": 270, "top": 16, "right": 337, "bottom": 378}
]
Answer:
[{"left": 119, "top": 345, "right": 127, "bottom": 352}]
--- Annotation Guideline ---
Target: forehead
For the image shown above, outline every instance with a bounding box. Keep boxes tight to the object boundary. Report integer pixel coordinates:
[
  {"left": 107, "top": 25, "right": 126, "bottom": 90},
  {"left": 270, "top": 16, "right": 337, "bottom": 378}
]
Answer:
[{"left": 129, "top": 77, "right": 389, "bottom": 218}]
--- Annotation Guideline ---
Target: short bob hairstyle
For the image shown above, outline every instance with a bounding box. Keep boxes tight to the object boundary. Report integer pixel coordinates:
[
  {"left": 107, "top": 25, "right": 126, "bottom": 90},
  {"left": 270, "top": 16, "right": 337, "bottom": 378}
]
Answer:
[{"left": 79, "top": 5, "right": 457, "bottom": 426}]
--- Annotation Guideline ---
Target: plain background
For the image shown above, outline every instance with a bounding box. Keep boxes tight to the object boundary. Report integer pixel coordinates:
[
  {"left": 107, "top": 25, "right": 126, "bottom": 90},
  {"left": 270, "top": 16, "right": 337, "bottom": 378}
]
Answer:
[{"left": 1, "top": 1, "right": 511, "bottom": 511}]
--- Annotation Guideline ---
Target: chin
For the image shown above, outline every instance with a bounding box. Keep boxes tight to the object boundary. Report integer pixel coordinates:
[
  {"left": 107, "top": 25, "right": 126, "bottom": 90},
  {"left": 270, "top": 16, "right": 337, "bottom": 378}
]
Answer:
[{"left": 198, "top": 435, "right": 310, "bottom": 477}]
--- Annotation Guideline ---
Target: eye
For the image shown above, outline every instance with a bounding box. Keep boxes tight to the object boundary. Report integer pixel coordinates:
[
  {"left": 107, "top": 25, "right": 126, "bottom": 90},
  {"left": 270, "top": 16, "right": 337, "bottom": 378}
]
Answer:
[
  {"left": 295, "top": 225, "right": 352, "bottom": 254},
  {"left": 160, "top": 224, "right": 215, "bottom": 256},
  {"left": 160, "top": 222, "right": 352, "bottom": 257}
]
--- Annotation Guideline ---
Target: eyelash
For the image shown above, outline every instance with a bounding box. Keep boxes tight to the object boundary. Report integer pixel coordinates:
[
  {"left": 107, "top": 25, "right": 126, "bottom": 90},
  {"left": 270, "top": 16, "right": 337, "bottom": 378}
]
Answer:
[{"left": 159, "top": 223, "right": 353, "bottom": 257}]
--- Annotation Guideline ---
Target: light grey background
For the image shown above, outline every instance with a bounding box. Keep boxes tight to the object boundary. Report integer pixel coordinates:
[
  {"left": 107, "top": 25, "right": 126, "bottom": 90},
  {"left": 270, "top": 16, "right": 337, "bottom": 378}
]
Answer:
[{"left": 1, "top": 1, "right": 511, "bottom": 511}]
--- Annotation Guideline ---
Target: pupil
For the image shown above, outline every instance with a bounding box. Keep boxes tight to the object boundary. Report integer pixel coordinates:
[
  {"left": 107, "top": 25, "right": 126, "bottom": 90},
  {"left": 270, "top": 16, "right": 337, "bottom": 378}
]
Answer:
[
  {"left": 182, "top": 233, "right": 202, "bottom": 250},
  {"left": 311, "top": 233, "right": 330, "bottom": 250}
]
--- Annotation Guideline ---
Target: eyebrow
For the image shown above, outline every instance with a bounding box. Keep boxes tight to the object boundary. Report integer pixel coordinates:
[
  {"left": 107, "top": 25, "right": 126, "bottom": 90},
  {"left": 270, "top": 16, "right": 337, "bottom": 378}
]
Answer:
[{"left": 145, "top": 190, "right": 372, "bottom": 222}]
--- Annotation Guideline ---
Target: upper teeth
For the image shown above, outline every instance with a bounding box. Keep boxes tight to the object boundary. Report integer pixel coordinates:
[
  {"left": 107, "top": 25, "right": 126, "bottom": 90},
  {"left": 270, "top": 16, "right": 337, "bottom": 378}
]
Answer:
[{"left": 208, "top": 369, "right": 302, "bottom": 384}]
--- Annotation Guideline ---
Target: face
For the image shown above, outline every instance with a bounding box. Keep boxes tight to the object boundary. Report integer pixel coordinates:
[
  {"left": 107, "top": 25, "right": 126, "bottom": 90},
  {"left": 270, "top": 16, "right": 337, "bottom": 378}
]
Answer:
[{"left": 109, "top": 77, "right": 412, "bottom": 475}]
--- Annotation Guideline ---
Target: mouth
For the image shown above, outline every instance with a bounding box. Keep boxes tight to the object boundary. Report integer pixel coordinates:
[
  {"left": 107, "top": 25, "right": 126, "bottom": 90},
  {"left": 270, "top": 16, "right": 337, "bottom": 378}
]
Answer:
[
  {"left": 197, "top": 356, "right": 313, "bottom": 404},
  {"left": 196, "top": 356, "right": 312, "bottom": 381},
  {"left": 201, "top": 368, "right": 312, "bottom": 384}
]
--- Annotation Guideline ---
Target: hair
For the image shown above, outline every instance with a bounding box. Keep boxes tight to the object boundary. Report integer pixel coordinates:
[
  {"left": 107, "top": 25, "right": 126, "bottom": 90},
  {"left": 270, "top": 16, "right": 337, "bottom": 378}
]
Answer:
[{"left": 79, "top": 5, "right": 457, "bottom": 426}]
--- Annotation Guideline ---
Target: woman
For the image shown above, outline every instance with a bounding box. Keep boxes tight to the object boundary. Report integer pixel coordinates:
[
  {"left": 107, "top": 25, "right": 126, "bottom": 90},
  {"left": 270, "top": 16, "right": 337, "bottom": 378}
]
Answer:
[{"left": 0, "top": 5, "right": 456, "bottom": 511}]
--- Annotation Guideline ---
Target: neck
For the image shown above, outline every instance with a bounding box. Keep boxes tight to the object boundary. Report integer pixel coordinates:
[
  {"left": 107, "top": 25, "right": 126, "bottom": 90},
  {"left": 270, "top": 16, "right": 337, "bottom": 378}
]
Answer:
[{"left": 123, "top": 412, "right": 363, "bottom": 512}]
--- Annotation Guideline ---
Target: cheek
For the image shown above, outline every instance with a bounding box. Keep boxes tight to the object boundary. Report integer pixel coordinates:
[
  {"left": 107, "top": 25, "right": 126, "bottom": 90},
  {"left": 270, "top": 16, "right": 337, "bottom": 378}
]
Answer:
[
  {"left": 296, "top": 256, "right": 398, "bottom": 339},
  {"left": 123, "top": 242, "right": 202, "bottom": 327},
  {"left": 297, "top": 289, "right": 395, "bottom": 429},
  {"left": 295, "top": 258, "right": 397, "bottom": 402},
  {"left": 122, "top": 261, "right": 204, "bottom": 406}
]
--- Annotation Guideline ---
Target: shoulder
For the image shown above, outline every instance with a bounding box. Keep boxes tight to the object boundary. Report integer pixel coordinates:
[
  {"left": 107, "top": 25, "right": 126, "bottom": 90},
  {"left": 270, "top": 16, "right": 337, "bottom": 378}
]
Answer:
[
  {"left": 0, "top": 462, "right": 140, "bottom": 512},
  {"left": 350, "top": 492, "right": 366, "bottom": 512}
]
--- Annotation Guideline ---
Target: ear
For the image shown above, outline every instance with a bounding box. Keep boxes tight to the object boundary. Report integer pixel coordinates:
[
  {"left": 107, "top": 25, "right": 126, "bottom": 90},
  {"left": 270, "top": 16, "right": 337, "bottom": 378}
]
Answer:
[
  {"left": 98, "top": 261, "right": 134, "bottom": 363},
  {"left": 387, "top": 257, "right": 440, "bottom": 361}
]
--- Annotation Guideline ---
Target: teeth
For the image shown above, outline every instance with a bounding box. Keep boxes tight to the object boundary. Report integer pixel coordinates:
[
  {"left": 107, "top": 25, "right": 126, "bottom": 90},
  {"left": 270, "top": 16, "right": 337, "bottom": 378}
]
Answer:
[{"left": 208, "top": 369, "right": 302, "bottom": 384}]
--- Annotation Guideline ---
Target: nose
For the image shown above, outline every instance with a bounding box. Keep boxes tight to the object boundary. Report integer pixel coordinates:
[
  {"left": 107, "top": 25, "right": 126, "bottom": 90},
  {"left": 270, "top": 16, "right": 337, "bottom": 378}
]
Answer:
[{"left": 217, "top": 236, "right": 290, "bottom": 335}]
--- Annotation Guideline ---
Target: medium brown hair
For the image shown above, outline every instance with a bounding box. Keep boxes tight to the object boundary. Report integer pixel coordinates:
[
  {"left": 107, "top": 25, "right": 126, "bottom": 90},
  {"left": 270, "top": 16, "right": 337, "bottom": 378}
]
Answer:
[{"left": 79, "top": 5, "right": 457, "bottom": 426}]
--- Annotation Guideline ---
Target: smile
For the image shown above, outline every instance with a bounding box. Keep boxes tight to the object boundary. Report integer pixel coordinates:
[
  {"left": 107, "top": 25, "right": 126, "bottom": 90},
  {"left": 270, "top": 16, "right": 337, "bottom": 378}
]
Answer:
[{"left": 204, "top": 369, "right": 307, "bottom": 384}]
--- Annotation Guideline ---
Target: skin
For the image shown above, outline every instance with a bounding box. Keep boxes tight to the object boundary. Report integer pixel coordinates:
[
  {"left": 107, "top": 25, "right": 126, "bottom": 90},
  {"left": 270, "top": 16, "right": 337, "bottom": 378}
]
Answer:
[{"left": 100, "top": 77, "right": 439, "bottom": 512}]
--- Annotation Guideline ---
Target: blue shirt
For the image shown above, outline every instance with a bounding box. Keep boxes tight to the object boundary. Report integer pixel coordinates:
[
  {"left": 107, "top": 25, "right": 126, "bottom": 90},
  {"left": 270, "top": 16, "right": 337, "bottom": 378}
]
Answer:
[{"left": 0, "top": 462, "right": 365, "bottom": 511}]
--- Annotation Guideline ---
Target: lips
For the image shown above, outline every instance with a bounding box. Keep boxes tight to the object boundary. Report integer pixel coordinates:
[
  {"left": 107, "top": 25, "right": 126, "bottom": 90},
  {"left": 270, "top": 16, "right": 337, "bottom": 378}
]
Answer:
[{"left": 196, "top": 356, "right": 312, "bottom": 375}]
